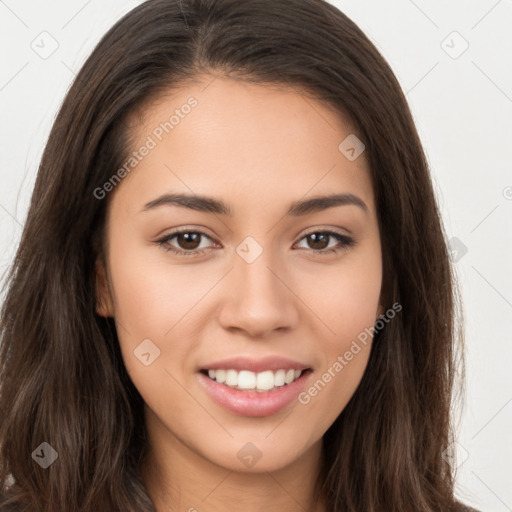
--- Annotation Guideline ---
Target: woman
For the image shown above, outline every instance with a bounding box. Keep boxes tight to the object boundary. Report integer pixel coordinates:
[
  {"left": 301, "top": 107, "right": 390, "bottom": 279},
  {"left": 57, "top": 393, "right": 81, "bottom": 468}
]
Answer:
[{"left": 0, "top": 0, "right": 477, "bottom": 510}]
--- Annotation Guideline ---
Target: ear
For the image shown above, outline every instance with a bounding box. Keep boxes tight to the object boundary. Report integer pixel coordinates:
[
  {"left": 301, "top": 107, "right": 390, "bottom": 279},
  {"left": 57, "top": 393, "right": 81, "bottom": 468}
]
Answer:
[
  {"left": 95, "top": 257, "right": 114, "bottom": 317},
  {"left": 376, "top": 285, "right": 386, "bottom": 320}
]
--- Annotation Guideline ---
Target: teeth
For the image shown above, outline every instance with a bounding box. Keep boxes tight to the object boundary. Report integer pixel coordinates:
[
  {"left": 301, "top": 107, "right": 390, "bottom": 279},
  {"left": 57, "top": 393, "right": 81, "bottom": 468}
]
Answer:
[
  {"left": 256, "top": 370, "right": 274, "bottom": 390},
  {"left": 226, "top": 369, "right": 238, "bottom": 386},
  {"left": 274, "top": 369, "right": 285, "bottom": 386},
  {"left": 205, "top": 368, "right": 305, "bottom": 391},
  {"left": 238, "top": 370, "right": 256, "bottom": 389}
]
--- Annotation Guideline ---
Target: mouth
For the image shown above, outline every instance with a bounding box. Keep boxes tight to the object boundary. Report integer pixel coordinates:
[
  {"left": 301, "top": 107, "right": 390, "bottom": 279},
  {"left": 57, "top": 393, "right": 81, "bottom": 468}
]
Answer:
[
  {"left": 199, "top": 367, "right": 312, "bottom": 393},
  {"left": 197, "top": 355, "right": 313, "bottom": 416},
  {"left": 197, "top": 363, "right": 313, "bottom": 417}
]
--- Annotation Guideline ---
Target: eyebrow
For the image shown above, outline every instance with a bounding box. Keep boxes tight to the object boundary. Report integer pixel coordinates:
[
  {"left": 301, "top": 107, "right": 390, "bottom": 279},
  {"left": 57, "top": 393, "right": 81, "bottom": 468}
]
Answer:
[{"left": 141, "top": 192, "right": 368, "bottom": 216}]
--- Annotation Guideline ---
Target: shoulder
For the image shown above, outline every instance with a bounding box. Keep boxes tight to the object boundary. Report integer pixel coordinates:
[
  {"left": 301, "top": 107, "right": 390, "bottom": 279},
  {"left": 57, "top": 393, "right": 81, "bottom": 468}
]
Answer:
[{"left": 458, "top": 504, "right": 481, "bottom": 512}]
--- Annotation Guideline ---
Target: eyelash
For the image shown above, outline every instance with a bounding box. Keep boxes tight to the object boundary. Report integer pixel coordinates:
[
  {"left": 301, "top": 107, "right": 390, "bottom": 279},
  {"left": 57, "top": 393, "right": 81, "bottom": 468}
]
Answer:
[{"left": 155, "top": 228, "right": 355, "bottom": 257}]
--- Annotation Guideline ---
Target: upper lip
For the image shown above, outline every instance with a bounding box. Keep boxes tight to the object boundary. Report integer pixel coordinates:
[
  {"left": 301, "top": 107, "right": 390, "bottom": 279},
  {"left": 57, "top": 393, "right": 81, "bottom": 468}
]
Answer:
[{"left": 200, "top": 356, "right": 312, "bottom": 373}]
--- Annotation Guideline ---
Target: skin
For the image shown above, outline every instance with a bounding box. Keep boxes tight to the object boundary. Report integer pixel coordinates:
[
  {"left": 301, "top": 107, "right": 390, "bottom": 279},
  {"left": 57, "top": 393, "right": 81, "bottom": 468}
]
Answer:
[{"left": 96, "top": 76, "right": 383, "bottom": 512}]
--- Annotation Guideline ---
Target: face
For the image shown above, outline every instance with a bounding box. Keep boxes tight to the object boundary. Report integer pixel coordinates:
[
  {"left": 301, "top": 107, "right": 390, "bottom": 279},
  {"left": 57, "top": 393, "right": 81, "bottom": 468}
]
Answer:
[{"left": 96, "top": 76, "right": 383, "bottom": 474}]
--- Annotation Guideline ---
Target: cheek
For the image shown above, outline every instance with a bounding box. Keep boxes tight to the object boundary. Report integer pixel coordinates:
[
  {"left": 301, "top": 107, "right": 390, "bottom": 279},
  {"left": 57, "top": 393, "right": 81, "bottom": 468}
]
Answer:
[
  {"left": 109, "top": 254, "right": 204, "bottom": 419},
  {"left": 299, "top": 248, "right": 382, "bottom": 346},
  {"left": 107, "top": 230, "right": 213, "bottom": 336},
  {"left": 295, "top": 251, "right": 381, "bottom": 426},
  {"left": 297, "top": 288, "right": 377, "bottom": 437},
  {"left": 105, "top": 236, "right": 201, "bottom": 388}
]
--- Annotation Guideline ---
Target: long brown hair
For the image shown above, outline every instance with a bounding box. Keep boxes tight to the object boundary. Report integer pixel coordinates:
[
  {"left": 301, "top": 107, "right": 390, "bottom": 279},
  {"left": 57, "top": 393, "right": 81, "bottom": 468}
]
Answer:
[{"left": 0, "top": 0, "right": 466, "bottom": 510}]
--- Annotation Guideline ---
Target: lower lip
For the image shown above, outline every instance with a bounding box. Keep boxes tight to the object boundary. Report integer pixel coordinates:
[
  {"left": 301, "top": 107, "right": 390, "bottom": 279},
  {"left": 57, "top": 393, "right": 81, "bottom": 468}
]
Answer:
[{"left": 197, "top": 371, "right": 311, "bottom": 417}]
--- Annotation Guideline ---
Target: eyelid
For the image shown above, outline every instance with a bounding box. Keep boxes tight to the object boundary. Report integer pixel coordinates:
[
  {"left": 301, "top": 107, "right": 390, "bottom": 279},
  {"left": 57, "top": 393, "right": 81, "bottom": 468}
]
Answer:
[{"left": 296, "top": 225, "right": 352, "bottom": 238}]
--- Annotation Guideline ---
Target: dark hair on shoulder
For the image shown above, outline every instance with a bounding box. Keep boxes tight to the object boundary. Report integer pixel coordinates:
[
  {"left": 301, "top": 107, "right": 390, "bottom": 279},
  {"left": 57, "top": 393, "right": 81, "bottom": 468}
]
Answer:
[{"left": 0, "top": 0, "right": 469, "bottom": 510}]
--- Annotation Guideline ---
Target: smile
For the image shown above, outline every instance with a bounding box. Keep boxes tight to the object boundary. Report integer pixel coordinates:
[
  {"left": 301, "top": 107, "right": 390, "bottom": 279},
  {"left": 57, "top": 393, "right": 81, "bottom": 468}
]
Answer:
[{"left": 202, "top": 368, "right": 305, "bottom": 392}]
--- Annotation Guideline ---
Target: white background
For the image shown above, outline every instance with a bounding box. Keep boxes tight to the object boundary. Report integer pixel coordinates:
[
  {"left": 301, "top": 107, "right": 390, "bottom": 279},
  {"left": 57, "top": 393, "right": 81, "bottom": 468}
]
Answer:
[{"left": 1, "top": 1, "right": 511, "bottom": 510}]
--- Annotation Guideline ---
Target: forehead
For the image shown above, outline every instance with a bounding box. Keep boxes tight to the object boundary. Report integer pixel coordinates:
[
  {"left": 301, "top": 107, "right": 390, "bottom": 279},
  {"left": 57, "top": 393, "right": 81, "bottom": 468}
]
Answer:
[{"left": 112, "top": 76, "right": 375, "bottom": 216}]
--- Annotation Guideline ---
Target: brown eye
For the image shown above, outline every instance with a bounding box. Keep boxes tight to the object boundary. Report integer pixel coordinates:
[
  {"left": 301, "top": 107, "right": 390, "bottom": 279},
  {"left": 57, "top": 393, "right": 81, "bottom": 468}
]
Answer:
[
  {"left": 305, "top": 233, "right": 330, "bottom": 250},
  {"left": 295, "top": 231, "right": 355, "bottom": 254},
  {"left": 156, "top": 230, "right": 216, "bottom": 256},
  {"left": 174, "top": 232, "right": 202, "bottom": 250}
]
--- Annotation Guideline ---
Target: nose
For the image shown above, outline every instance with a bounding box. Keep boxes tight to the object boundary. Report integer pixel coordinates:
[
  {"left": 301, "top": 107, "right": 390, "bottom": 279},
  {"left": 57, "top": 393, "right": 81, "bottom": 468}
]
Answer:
[{"left": 216, "top": 247, "right": 300, "bottom": 338}]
